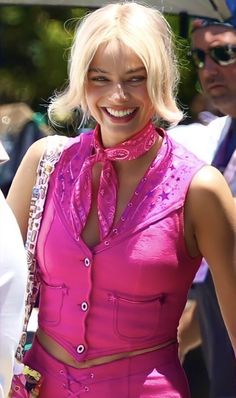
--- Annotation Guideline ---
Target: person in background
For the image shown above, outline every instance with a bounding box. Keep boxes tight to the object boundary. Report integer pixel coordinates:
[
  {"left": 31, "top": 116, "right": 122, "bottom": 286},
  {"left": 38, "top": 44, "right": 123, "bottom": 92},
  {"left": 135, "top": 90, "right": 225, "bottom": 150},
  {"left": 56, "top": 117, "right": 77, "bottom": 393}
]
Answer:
[
  {"left": 169, "top": 16, "right": 236, "bottom": 398},
  {"left": 0, "top": 141, "right": 27, "bottom": 398},
  {"left": 186, "top": 92, "right": 221, "bottom": 125},
  {"left": 6, "top": 3, "right": 236, "bottom": 397},
  {"left": 0, "top": 102, "right": 49, "bottom": 196}
]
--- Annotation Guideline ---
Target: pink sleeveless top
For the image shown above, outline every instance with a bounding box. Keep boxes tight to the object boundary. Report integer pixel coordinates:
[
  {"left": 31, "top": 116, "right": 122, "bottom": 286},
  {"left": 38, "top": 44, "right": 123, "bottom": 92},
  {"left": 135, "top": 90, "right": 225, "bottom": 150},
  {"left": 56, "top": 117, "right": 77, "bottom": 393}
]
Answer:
[{"left": 36, "top": 131, "right": 204, "bottom": 362}]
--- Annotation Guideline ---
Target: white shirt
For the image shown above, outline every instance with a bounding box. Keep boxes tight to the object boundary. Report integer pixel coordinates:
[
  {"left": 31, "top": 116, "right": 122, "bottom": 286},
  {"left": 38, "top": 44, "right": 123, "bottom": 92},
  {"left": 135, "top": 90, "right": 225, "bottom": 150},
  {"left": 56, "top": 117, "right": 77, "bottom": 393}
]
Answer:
[
  {"left": 0, "top": 154, "right": 27, "bottom": 397},
  {"left": 168, "top": 116, "right": 231, "bottom": 163},
  {"left": 168, "top": 116, "right": 233, "bottom": 282}
]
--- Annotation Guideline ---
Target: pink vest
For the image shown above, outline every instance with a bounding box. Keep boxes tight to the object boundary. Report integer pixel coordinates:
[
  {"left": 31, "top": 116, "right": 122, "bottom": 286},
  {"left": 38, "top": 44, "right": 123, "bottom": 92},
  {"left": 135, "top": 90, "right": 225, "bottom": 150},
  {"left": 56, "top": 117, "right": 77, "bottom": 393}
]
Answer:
[{"left": 36, "top": 131, "right": 204, "bottom": 362}]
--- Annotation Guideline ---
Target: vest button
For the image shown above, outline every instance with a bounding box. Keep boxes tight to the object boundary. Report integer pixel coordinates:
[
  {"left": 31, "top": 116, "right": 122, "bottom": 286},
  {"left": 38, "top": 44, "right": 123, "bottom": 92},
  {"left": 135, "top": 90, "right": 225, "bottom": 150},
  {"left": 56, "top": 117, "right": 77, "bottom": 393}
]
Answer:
[
  {"left": 81, "top": 301, "right": 88, "bottom": 311},
  {"left": 84, "top": 257, "right": 90, "bottom": 267},
  {"left": 77, "top": 344, "right": 85, "bottom": 354}
]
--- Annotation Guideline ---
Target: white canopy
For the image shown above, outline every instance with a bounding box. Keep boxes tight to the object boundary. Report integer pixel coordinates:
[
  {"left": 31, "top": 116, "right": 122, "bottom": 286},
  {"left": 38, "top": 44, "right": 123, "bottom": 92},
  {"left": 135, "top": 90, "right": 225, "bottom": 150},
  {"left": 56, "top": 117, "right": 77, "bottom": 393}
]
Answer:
[{"left": 0, "top": 0, "right": 232, "bottom": 21}]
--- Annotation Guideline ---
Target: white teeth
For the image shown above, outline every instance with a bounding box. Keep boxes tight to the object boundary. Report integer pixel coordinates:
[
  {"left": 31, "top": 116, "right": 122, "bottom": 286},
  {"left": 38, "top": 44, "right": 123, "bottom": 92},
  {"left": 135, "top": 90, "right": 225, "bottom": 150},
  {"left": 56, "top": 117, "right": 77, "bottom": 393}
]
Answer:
[{"left": 106, "top": 108, "right": 135, "bottom": 117}]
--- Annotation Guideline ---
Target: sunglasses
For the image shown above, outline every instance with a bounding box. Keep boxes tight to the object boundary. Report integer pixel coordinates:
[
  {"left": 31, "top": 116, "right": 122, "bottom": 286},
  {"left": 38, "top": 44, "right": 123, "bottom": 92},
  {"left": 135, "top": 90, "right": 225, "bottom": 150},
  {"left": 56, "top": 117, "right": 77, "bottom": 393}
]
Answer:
[{"left": 191, "top": 45, "right": 236, "bottom": 69}]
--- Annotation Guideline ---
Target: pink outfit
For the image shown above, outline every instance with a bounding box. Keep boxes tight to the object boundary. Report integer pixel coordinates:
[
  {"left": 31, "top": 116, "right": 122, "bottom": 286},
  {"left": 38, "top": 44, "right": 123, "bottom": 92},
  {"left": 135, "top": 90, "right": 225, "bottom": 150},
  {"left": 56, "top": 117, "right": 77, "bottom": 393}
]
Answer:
[{"left": 25, "top": 129, "right": 204, "bottom": 397}]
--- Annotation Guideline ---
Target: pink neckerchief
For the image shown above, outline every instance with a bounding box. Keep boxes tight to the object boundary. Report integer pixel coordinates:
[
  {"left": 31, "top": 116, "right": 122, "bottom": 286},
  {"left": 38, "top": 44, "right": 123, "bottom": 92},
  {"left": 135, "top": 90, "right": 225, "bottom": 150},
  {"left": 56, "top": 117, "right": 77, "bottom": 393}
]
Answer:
[{"left": 72, "top": 121, "right": 159, "bottom": 240}]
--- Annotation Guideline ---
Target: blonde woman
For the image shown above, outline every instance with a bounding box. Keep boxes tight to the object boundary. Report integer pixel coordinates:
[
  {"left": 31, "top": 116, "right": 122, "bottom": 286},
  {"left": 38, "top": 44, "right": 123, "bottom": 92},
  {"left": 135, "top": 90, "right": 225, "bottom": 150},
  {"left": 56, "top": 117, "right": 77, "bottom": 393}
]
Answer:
[{"left": 7, "top": 3, "right": 236, "bottom": 397}]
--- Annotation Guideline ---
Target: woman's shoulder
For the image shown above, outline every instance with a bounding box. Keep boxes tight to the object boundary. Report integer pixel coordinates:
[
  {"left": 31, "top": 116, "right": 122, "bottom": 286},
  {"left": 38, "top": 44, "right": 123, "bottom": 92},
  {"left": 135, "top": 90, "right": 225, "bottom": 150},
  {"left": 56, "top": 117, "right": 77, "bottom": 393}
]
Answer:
[
  {"left": 28, "top": 134, "right": 69, "bottom": 153},
  {"left": 187, "top": 165, "right": 234, "bottom": 217},
  {"left": 22, "top": 134, "right": 69, "bottom": 168},
  {"left": 190, "top": 165, "right": 228, "bottom": 194}
]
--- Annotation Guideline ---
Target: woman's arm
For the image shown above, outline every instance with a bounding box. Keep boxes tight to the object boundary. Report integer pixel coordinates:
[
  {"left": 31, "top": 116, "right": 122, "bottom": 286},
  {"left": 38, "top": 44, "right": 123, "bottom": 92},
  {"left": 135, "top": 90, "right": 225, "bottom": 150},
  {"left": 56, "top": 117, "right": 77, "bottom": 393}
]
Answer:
[
  {"left": 177, "top": 300, "right": 202, "bottom": 363},
  {"left": 7, "top": 137, "right": 49, "bottom": 241},
  {"left": 185, "top": 165, "right": 236, "bottom": 350}
]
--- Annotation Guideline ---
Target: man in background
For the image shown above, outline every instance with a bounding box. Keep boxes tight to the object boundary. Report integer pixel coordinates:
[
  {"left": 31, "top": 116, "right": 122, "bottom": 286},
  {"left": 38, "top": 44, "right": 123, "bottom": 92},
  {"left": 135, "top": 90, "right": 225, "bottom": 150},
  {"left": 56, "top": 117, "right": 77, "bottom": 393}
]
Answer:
[{"left": 169, "top": 17, "right": 236, "bottom": 398}]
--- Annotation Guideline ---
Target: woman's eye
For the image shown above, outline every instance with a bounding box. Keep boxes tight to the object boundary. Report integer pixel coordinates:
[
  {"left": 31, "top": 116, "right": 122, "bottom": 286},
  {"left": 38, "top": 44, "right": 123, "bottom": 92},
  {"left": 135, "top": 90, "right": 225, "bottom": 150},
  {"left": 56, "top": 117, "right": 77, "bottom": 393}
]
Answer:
[
  {"left": 127, "top": 76, "right": 146, "bottom": 83},
  {"left": 91, "top": 76, "right": 109, "bottom": 82},
  {"left": 88, "top": 75, "right": 146, "bottom": 84}
]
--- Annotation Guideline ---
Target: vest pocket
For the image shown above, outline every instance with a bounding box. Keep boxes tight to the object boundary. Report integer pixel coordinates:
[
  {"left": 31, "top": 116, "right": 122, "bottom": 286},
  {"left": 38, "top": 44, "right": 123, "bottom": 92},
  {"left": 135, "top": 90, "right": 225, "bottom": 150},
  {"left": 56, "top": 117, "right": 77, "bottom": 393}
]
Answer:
[
  {"left": 113, "top": 294, "right": 164, "bottom": 341},
  {"left": 38, "top": 281, "right": 67, "bottom": 326}
]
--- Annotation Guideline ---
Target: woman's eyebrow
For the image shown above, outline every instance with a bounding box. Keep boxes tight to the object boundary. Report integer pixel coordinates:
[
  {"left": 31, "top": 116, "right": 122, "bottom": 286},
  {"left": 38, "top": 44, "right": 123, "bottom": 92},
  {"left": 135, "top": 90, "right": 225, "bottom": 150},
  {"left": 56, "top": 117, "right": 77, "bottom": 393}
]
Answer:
[
  {"left": 126, "top": 66, "right": 146, "bottom": 74},
  {"left": 88, "top": 66, "right": 146, "bottom": 74},
  {"left": 88, "top": 67, "right": 108, "bottom": 73}
]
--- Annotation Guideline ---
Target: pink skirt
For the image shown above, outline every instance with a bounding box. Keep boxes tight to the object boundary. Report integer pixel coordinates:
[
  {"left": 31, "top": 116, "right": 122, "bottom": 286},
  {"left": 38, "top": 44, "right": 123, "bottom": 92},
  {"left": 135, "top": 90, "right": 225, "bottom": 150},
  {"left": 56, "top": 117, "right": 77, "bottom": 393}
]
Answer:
[{"left": 24, "top": 338, "right": 190, "bottom": 398}]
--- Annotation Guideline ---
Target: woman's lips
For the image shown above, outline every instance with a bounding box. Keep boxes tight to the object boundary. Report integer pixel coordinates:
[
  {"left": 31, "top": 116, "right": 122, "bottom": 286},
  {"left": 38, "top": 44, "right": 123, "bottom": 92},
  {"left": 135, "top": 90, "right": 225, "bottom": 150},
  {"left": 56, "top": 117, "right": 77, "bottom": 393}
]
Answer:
[{"left": 102, "top": 107, "right": 138, "bottom": 122}]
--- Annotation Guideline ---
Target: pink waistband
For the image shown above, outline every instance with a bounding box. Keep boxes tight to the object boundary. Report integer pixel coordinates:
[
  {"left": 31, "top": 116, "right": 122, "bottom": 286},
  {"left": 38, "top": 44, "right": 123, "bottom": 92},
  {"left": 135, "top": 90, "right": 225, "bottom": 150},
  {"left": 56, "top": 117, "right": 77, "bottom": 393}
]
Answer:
[{"left": 25, "top": 337, "right": 179, "bottom": 382}]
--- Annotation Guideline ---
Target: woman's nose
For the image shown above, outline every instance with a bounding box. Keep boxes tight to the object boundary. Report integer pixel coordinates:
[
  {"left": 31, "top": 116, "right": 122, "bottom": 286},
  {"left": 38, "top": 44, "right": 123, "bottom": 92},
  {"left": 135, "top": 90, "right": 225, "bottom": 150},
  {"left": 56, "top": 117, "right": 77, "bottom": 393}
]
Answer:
[{"left": 108, "top": 83, "right": 128, "bottom": 102}]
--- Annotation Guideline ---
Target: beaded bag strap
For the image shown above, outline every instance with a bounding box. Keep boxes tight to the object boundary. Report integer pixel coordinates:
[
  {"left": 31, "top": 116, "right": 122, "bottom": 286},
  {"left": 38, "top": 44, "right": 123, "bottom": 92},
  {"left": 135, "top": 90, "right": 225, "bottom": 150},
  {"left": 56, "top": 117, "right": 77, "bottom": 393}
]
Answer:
[{"left": 16, "top": 135, "right": 68, "bottom": 361}]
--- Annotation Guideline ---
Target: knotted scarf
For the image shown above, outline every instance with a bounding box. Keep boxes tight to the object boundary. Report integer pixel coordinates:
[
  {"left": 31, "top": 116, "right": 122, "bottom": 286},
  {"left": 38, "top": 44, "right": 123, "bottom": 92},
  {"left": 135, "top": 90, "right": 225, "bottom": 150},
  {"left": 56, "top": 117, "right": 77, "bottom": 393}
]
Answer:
[{"left": 72, "top": 121, "right": 159, "bottom": 240}]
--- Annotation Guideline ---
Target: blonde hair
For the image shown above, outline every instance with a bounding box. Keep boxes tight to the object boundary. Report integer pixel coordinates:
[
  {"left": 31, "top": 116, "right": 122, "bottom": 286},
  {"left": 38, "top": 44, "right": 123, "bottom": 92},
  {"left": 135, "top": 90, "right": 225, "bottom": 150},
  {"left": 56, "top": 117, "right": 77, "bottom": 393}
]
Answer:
[{"left": 48, "top": 2, "right": 183, "bottom": 127}]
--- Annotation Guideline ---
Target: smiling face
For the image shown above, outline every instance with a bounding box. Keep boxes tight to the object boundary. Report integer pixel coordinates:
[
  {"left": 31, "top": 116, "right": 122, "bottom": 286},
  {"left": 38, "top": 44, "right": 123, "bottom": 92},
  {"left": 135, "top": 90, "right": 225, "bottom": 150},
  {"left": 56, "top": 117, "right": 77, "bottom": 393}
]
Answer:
[
  {"left": 85, "top": 40, "right": 155, "bottom": 147},
  {"left": 192, "top": 26, "right": 236, "bottom": 117}
]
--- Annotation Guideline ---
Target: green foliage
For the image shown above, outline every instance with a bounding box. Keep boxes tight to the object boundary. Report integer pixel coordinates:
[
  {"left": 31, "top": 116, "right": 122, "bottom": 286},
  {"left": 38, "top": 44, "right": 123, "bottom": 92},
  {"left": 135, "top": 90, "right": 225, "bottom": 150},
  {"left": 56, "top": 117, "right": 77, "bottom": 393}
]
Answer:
[
  {"left": 0, "top": 5, "right": 87, "bottom": 113},
  {"left": 165, "top": 14, "right": 198, "bottom": 121}
]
